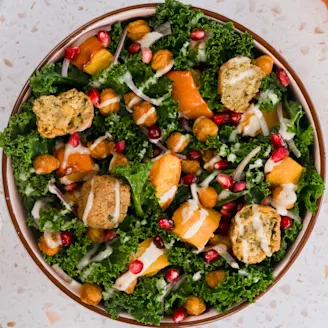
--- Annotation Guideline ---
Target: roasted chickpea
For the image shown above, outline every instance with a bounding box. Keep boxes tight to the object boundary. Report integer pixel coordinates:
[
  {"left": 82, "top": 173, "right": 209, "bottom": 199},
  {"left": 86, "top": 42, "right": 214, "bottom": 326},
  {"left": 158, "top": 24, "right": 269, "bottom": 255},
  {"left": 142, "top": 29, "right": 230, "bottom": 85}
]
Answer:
[
  {"left": 124, "top": 92, "right": 142, "bottom": 109},
  {"left": 86, "top": 227, "right": 104, "bottom": 243},
  {"left": 125, "top": 278, "right": 138, "bottom": 294},
  {"left": 209, "top": 235, "right": 232, "bottom": 251},
  {"left": 198, "top": 186, "right": 218, "bottom": 208},
  {"left": 193, "top": 117, "right": 218, "bottom": 142},
  {"left": 205, "top": 270, "right": 226, "bottom": 289},
  {"left": 184, "top": 296, "right": 206, "bottom": 316},
  {"left": 271, "top": 186, "right": 294, "bottom": 209},
  {"left": 33, "top": 154, "right": 59, "bottom": 175},
  {"left": 181, "top": 159, "right": 200, "bottom": 174},
  {"left": 38, "top": 235, "right": 61, "bottom": 256},
  {"left": 166, "top": 132, "right": 190, "bottom": 153},
  {"left": 202, "top": 149, "right": 215, "bottom": 163},
  {"left": 64, "top": 190, "right": 81, "bottom": 205},
  {"left": 109, "top": 153, "right": 129, "bottom": 172},
  {"left": 79, "top": 283, "right": 102, "bottom": 306},
  {"left": 254, "top": 55, "right": 274, "bottom": 76},
  {"left": 151, "top": 50, "right": 174, "bottom": 71},
  {"left": 88, "top": 139, "right": 114, "bottom": 159},
  {"left": 127, "top": 19, "right": 151, "bottom": 41},
  {"left": 99, "top": 88, "right": 120, "bottom": 116},
  {"left": 133, "top": 101, "right": 158, "bottom": 127}
]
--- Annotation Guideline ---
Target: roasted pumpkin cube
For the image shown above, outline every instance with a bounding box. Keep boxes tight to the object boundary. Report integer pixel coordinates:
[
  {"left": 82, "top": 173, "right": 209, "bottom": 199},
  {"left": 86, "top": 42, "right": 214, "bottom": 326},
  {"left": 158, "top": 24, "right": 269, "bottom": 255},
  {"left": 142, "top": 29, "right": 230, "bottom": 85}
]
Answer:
[{"left": 84, "top": 48, "right": 114, "bottom": 75}]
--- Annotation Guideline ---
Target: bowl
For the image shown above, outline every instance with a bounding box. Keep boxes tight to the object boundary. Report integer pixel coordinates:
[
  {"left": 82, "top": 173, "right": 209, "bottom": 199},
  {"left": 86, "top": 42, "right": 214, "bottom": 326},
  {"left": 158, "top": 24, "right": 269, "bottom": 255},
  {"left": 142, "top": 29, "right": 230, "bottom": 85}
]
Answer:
[{"left": 2, "top": 4, "right": 326, "bottom": 327}]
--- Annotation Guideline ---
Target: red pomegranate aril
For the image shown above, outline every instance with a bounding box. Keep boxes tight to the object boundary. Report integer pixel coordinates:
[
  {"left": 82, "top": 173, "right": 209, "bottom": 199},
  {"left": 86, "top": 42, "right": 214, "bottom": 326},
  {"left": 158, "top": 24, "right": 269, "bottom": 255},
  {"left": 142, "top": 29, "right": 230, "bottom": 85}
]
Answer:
[
  {"left": 128, "top": 42, "right": 141, "bottom": 54},
  {"left": 214, "top": 159, "right": 228, "bottom": 170},
  {"left": 220, "top": 208, "right": 233, "bottom": 217},
  {"left": 218, "top": 219, "right": 230, "bottom": 236},
  {"left": 153, "top": 235, "right": 165, "bottom": 249},
  {"left": 178, "top": 117, "right": 191, "bottom": 132},
  {"left": 222, "top": 201, "right": 237, "bottom": 211},
  {"left": 165, "top": 268, "right": 180, "bottom": 283},
  {"left": 87, "top": 88, "right": 100, "bottom": 108},
  {"left": 237, "top": 203, "right": 244, "bottom": 211},
  {"left": 230, "top": 112, "right": 242, "bottom": 124},
  {"left": 181, "top": 174, "right": 197, "bottom": 185},
  {"left": 213, "top": 113, "right": 230, "bottom": 125},
  {"left": 148, "top": 125, "right": 162, "bottom": 140},
  {"left": 231, "top": 181, "right": 247, "bottom": 193},
  {"left": 158, "top": 218, "right": 174, "bottom": 231},
  {"left": 276, "top": 68, "right": 290, "bottom": 87},
  {"left": 64, "top": 182, "right": 79, "bottom": 192},
  {"left": 190, "top": 28, "right": 206, "bottom": 41},
  {"left": 152, "top": 145, "right": 161, "bottom": 157},
  {"left": 173, "top": 307, "right": 187, "bottom": 323},
  {"left": 270, "top": 132, "right": 286, "bottom": 149},
  {"left": 216, "top": 173, "right": 233, "bottom": 189},
  {"left": 188, "top": 149, "right": 202, "bottom": 160},
  {"left": 271, "top": 147, "right": 289, "bottom": 162},
  {"left": 281, "top": 216, "right": 293, "bottom": 230},
  {"left": 129, "top": 259, "right": 144, "bottom": 274},
  {"left": 97, "top": 30, "right": 110, "bottom": 47},
  {"left": 60, "top": 231, "right": 73, "bottom": 247},
  {"left": 204, "top": 249, "right": 219, "bottom": 263},
  {"left": 113, "top": 140, "right": 126, "bottom": 153},
  {"left": 103, "top": 230, "right": 118, "bottom": 242},
  {"left": 141, "top": 48, "right": 152, "bottom": 64},
  {"left": 261, "top": 196, "right": 271, "bottom": 206},
  {"left": 68, "top": 133, "right": 80, "bottom": 147},
  {"left": 64, "top": 46, "right": 80, "bottom": 60}
]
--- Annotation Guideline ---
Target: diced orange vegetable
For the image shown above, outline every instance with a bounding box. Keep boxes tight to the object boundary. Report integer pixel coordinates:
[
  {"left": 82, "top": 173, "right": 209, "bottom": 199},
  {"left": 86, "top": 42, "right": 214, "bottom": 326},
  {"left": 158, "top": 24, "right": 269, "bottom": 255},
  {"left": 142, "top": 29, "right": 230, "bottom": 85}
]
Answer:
[
  {"left": 167, "top": 71, "right": 214, "bottom": 120},
  {"left": 262, "top": 106, "right": 280, "bottom": 129},
  {"left": 84, "top": 48, "right": 114, "bottom": 75}
]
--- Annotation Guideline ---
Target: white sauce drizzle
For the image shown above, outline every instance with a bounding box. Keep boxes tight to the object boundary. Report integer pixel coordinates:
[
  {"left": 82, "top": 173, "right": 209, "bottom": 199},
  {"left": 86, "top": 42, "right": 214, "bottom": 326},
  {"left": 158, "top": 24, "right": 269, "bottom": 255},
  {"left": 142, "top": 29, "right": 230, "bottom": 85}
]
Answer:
[
  {"left": 82, "top": 178, "right": 94, "bottom": 225},
  {"left": 31, "top": 200, "right": 45, "bottom": 220},
  {"left": 184, "top": 208, "right": 208, "bottom": 239},
  {"left": 264, "top": 158, "right": 282, "bottom": 174},
  {"left": 203, "top": 154, "right": 222, "bottom": 170},
  {"left": 135, "top": 106, "right": 156, "bottom": 125},
  {"left": 127, "top": 95, "right": 142, "bottom": 111},
  {"left": 172, "top": 134, "right": 190, "bottom": 153},
  {"left": 44, "top": 231, "right": 62, "bottom": 249},
  {"left": 271, "top": 183, "right": 297, "bottom": 215},
  {"left": 89, "top": 133, "right": 112, "bottom": 151},
  {"left": 190, "top": 183, "right": 199, "bottom": 204},
  {"left": 253, "top": 104, "right": 269, "bottom": 136},
  {"left": 181, "top": 199, "right": 199, "bottom": 225},
  {"left": 111, "top": 180, "right": 121, "bottom": 225},
  {"left": 200, "top": 170, "right": 219, "bottom": 187},
  {"left": 77, "top": 243, "right": 100, "bottom": 270},
  {"left": 235, "top": 212, "right": 245, "bottom": 236},
  {"left": 192, "top": 271, "right": 202, "bottom": 281},
  {"left": 241, "top": 239, "right": 249, "bottom": 263},
  {"left": 99, "top": 96, "right": 120, "bottom": 109},
  {"left": 159, "top": 185, "right": 178, "bottom": 206},
  {"left": 218, "top": 190, "right": 231, "bottom": 200}
]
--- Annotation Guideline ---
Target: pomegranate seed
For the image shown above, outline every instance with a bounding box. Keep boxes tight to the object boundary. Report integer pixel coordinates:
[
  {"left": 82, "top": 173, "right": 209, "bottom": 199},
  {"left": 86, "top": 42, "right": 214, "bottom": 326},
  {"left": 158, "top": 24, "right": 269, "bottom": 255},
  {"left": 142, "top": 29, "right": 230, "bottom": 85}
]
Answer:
[
  {"left": 152, "top": 145, "right": 161, "bottom": 157},
  {"left": 281, "top": 216, "right": 293, "bottom": 230},
  {"left": 276, "top": 68, "right": 290, "bottom": 87},
  {"left": 141, "top": 48, "right": 152, "bottom": 64},
  {"left": 237, "top": 203, "right": 244, "bottom": 211},
  {"left": 231, "top": 181, "right": 247, "bottom": 193},
  {"left": 148, "top": 125, "right": 161, "bottom": 140},
  {"left": 216, "top": 173, "right": 233, "bottom": 189},
  {"left": 64, "top": 47, "right": 80, "bottom": 60},
  {"left": 128, "top": 42, "right": 141, "bottom": 54},
  {"left": 113, "top": 140, "right": 125, "bottom": 153},
  {"left": 188, "top": 149, "right": 202, "bottom": 160},
  {"left": 129, "top": 259, "right": 144, "bottom": 274},
  {"left": 68, "top": 133, "right": 80, "bottom": 147},
  {"left": 164, "top": 268, "right": 180, "bottom": 283},
  {"left": 220, "top": 209, "right": 233, "bottom": 217},
  {"left": 103, "top": 230, "right": 118, "bottom": 242},
  {"left": 213, "top": 113, "right": 230, "bottom": 125},
  {"left": 153, "top": 235, "right": 165, "bottom": 249},
  {"left": 64, "top": 182, "right": 79, "bottom": 192},
  {"left": 204, "top": 249, "right": 219, "bottom": 263},
  {"left": 190, "top": 28, "right": 206, "bottom": 41},
  {"left": 261, "top": 197, "right": 271, "bottom": 206},
  {"left": 173, "top": 307, "right": 187, "bottom": 323},
  {"left": 271, "top": 147, "right": 289, "bottom": 162},
  {"left": 97, "top": 30, "right": 110, "bottom": 47},
  {"left": 87, "top": 88, "right": 100, "bottom": 108},
  {"left": 270, "top": 132, "right": 286, "bottom": 149},
  {"left": 230, "top": 112, "right": 242, "bottom": 124},
  {"left": 218, "top": 218, "right": 230, "bottom": 236},
  {"left": 214, "top": 159, "right": 228, "bottom": 170},
  {"left": 222, "top": 202, "right": 237, "bottom": 211},
  {"left": 178, "top": 117, "right": 191, "bottom": 132},
  {"left": 60, "top": 231, "right": 73, "bottom": 247},
  {"left": 181, "top": 174, "right": 197, "bottom": 185},
  {"left": 158, "top": 218, "right": 174, "bottom": 231}
]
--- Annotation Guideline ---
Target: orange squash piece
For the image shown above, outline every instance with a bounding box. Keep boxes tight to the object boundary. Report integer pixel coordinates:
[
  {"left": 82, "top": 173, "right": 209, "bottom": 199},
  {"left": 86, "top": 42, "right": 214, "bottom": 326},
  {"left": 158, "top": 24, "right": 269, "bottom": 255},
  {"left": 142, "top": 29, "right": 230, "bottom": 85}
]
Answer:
[
  {"left": 167, "top": 71, "right": 214, "bottom": 120},
  {"left": 84, "top": 48, "right": 114, "bottom": 75}
]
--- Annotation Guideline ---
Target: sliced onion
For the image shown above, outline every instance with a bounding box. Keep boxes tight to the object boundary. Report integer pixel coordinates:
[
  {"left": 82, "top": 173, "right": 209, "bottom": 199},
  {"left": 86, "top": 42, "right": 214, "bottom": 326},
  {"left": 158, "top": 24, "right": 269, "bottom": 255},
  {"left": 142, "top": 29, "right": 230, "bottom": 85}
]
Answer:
[
  {"left": 61, "top": 59, "right": 70, "bottom": 77},
  {"left": 253, "top": 105, "right": 269, "bottom": 136},
  {"left": 200, "top": 170, "right": 219, "bottom": 187},
  {"left": 138, "top": 22, "right": 172, "bottom": 49},
  {"left": 277, "top": 103, "right": 295, "bottom": 141},
  {"left": 287, "top": 139, "right": 301, "bottom": 158},
  {"left": 232, "top": 146, "right": 261, "bottom": 181},
  {"left": 77, "top": 243, "right": 100, "bottom": 271},
  {"left": 160, "top": 274, "right": 185, "bottom": 311},
  {"left": 191, "top": 183, "right": 199, "bottom": 203},
  {"left": 52, "top": 264, "right": 73, "bottom": 283},
  {"left": 202, "top": 244, "right": 240, "bottom": 269},
  {"left": 113, "top": 26, "right": 127, "bottom": 64},
  {"left": 48, "top": 180, "right": 76, "bottom": 215},
  {"left": 154, "top": 22, "right": 172, "bottom": 36},
  {"left": 286, "top": 210, "right": 302, "bottom": 224}
]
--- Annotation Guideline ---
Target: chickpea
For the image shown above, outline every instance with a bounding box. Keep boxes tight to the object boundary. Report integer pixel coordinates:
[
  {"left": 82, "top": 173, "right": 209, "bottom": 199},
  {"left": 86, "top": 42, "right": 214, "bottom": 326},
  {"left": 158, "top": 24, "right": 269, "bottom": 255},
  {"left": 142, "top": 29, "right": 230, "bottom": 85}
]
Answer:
[
  {"left": 109, "top": 153, "right": 129, "bottom": 172},
  {"left": 198, "top": 186, "right": 218, "bottom": 208},
  {"left": 38, "top": 235, "right": 61, "bottom": 256},
  {"left": 88, "top": 139, "right": 114, "bottom": 159},
  {"left": 205, "top": 270, "right": 226, "bottom": 289},
  {"left": 254, "top": 55, "right": 274, "bottom": 76},
  {"left": 33, "top": 154, "right": 59, "bottom": 175},
  {"left": 209, "top": 235, "right": 232, "bottom": 251},
  {"left": 125, "top": 278, "right": 138, "bottom": 294},
  {"left": 151, "top": 50, "right": 174, "bottom": 71},
  {"left": 181, "top": 159, "right": 200, "bottom": 174},
  {"left": 166, "top": 132, "right": 190, "bottom": 153},
  {"left": 124, "top": 92, "right": 142, "bottom": 109},
  {"left": 86, "top": 227, "right": 104, "bottom": 243},
  {"left": 64, "top": 190, "right": 81, "bottom": 205},
  {"left": 127, "top": 19, "right": 151, "bottom": 41},
  {"left": 202, "top": 149, "right": 215, "bottom": 163},
  {"left": 133, "top": 101, "right": 158, "bottom": 127},
  {"left": 271, "top": 186, "right": 294, "bottom": 209},
  {"left": 193, "top": 117, "right": 218, "bottom": 142},
  {"left": 184, "top": 296, "right": 206, "bottom": 316},
  {"left": 79, "top": 283, "right": 102, "bottom": 306},
  {"left": 99, "top": 88, "right": 120, "bottom": 116}
]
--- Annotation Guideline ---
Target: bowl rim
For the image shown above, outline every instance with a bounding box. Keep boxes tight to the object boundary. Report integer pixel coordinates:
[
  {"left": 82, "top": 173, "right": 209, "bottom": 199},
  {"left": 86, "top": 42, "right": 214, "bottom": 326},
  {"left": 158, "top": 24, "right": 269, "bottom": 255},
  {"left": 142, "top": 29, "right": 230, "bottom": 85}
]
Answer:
[{"left": 1, "top": 3, "right": 326, "bottom": 327}]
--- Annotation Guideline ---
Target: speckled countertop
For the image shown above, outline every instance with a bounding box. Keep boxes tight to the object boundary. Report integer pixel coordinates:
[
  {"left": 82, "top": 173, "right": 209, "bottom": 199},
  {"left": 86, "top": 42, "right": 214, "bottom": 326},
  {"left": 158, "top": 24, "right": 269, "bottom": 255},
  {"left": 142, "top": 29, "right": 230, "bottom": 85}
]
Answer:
[{"left": 0, "top": 0, "right": 327, "bottom": 327}]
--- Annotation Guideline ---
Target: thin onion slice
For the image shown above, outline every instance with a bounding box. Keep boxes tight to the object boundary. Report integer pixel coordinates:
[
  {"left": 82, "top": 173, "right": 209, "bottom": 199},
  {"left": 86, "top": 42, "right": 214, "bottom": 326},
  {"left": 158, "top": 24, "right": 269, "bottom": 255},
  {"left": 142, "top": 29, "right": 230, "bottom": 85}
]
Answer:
[
  {"left": 190, "top": 183, "right": 199, "bottom": 203},
  {"left": 253, "top": 105, "right": 269, "bottom": 136},
  {"left": 48, "top": 180, "right": 76, "bottom": 215},
  {"left": 138, "top": 22, "right": 172, "bottom": 49},
  {"left": 286, "top": 210, "right": 302, "bottom": 224},
  {"left": 287, "top": 139, "right": 301, "bottom": 158},
  {"left": 77, "top": 243, "right": 100, "bottom": 270},
  {"left": 232, "top": 146, "right": 261, "bottom": 181},
  {"left": 154, "top": 22, "right": 172, "bottom": 36},
  {"left": 202, "top": 244, "right": 239, "bottom": 269},
  {"left": 200, "top": 170, "right": 219, "bottom": 187},
  {"left": 52, "top": 264, "right": 82, "bottom": 289},
  {"left": 160, "top": 274, "right": 185, "bottom": 311},
  {"left": 113, "top": 26, "right": 127, "bottom": 64},
  {"left": 61, "top": 59, "right": 70, "bottom": 78}
]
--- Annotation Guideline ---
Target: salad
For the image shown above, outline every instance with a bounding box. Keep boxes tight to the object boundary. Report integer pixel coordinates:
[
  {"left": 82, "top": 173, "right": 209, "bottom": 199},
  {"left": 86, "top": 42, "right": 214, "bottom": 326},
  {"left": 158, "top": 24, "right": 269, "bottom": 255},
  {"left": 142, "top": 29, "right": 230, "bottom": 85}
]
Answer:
[{"left": 0, "top": 0, "right": 324, "bottom": 325}]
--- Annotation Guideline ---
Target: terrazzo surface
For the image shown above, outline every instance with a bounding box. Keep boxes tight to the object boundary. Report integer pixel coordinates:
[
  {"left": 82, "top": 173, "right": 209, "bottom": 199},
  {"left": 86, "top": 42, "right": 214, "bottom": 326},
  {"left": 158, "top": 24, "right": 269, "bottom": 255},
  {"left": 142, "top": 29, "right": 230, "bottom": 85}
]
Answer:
[{"left": 0, "top": 0, "right": 328, "bottom": 327}]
